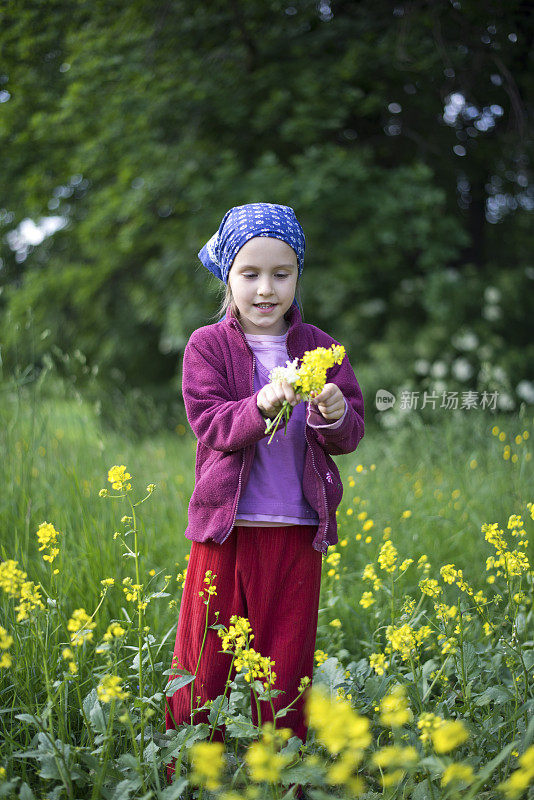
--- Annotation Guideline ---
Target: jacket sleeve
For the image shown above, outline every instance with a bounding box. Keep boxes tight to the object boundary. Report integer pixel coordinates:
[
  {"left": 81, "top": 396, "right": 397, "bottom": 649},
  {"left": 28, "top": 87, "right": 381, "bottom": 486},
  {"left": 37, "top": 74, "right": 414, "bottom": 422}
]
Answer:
[
  {"left": 182, "top": 337, "right": 269, "bottom": 453},
  {"left": 305, "top": 353, "right": 365, "bottom": 456}
]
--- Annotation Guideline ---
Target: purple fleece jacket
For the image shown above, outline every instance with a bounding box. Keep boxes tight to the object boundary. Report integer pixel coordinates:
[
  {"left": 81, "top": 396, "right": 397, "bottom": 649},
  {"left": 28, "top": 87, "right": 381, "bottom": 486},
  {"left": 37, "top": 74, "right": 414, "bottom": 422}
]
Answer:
[{"left": 181, "top": 302, "right": 365, "bottom": 554}]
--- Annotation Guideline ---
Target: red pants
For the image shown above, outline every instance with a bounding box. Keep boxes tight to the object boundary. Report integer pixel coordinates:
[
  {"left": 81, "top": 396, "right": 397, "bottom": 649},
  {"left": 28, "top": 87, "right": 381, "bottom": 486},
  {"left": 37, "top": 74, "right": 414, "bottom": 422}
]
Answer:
[{"left": 165, "top": 524, "right": 322, "bottom": 783}]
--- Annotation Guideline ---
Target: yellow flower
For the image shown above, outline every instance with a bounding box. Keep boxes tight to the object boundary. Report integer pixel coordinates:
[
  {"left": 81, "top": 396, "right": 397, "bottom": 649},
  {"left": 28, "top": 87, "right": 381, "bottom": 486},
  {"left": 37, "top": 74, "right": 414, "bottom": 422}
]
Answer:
[
  {"left": 362, "top": 519, "right": 374, "bottom": 531},
  {"left": 246, "top": 739, "right": 290, "bottom": 783},
  {"left": 385, "top": 623, "right": 417, "bottom": 661},
  {"left": 497, "top": 746, "right": 534, "bottom": 799},
  {"left": 306, "top": 685, "right": 371, "bottom": 754},
  {"left": 399, "top": 558, "right": 413, "bottom": 572},
  {"left": 419, "top": 577, "right": 442, "bottom": 597},
  {"left": 36, "top": 521, "right": 60, "bottom": 563},
  {"left": 330, "top": 618, "right": 342, "bottom": 628},
  {"left": 379, "top": 684, "right": 413, "bottom": 727},
  {"left": 417, "top": 712, "right": 445, "bottom": 744},
  {"left": 401, "top": 510, "right": 412, "bottom": 519},
  {"left": 190, "top": 741, "right": 225, "bottom": 790},
  {"left": 372, "top": 744, "right": 418, "bottom": 768},
  {"left": 103, "top": 622, "right": 126, "bottom": 641},
  {"left": 107, "top": 465, "right": 132, "bottom": 491},
  {"left": 378, "top": 540, "right": 397, "bottom": 573},
  {"left": 360, "top": 591, "right": 375, "bottom": 608},
  {"left": 0, "top": 626, "right": 14, "bottom": 669},
  {"left": 431, "top": 719, "right": 469, "bottom": 753},
  {"left": 97, "top": 674, "right": 130, "bottom": 703},
  {"left": 67, "top": 608, "right": 96, "bottom": 646},
  {"left": 315, "top": 649, "right": 329, "bottom": 665},
  {"left": 369, "top": 653, "right": 389, "bottom": 676},
  {"left": 440, "top": 564, "right": 458, "bottom": 584},
  {"left": 441, "top": 763, "right": 474, "bottom": 786},
  {"left": 0, "top": 560, "right": 45, "bottom": 621}
]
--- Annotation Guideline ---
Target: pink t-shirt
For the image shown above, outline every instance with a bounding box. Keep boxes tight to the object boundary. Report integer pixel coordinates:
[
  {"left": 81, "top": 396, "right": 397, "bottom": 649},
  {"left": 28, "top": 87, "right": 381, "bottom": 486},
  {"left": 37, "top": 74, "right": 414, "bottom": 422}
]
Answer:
[{"left": 235, "top": 332, "right": 346, "bottom": 526}]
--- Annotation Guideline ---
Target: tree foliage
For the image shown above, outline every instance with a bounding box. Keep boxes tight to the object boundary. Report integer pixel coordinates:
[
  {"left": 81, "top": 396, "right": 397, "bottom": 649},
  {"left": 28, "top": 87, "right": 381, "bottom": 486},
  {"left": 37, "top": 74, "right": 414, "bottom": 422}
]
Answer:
[{"left": 0, "top": 0, "right": 532, "bottom": 421}]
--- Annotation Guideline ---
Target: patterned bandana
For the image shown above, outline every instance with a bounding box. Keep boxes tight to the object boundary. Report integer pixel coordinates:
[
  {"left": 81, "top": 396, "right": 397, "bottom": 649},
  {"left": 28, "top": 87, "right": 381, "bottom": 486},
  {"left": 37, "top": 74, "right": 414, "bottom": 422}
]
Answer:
[{"left": 197, "top": 202, "right": 306, "bottom": 283}]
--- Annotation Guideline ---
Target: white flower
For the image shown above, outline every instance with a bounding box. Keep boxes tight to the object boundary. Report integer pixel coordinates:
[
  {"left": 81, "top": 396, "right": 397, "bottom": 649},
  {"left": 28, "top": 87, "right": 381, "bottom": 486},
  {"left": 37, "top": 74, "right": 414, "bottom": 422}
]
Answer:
[
  {"left": 483, "top": 305, "right": 501, "bottom": 321},
  {"left": 414, "top": 359, "right": 430, "bottom": 376},
  {"left": 497, "top": 392, "right": 515, "bottom": 410},
  {"left": 452, "top": 358, "right": 473, "bottom": 381},
  {"left": 484, "top": 286, "right": 501, "bottom": 303},
  {"left": 269, "top": 358, "right": 300, "bottom": 386},
  {"left": 516, "top": 380, "right": 534, "bottom": 404},
  {"left": 430, "top": 361, "right": 447, "bottom": 379},
  {"left": 451, "top": 331, "right": 479, "bottom": 351}
]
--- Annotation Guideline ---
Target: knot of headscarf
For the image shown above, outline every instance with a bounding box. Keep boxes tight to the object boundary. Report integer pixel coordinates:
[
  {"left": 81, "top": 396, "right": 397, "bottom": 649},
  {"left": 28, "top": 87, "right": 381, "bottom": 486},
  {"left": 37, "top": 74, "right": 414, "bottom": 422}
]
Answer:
[{"left": 198, "top": 202, "right": 306, "bottom": 284}]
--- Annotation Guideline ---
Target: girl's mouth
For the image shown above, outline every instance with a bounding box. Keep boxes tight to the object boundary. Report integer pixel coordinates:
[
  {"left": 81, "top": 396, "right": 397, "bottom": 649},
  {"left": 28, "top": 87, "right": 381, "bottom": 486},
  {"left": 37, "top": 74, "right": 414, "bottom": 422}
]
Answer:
[{"left": 255, "top": 303, "right": 277, "bottom": 313}]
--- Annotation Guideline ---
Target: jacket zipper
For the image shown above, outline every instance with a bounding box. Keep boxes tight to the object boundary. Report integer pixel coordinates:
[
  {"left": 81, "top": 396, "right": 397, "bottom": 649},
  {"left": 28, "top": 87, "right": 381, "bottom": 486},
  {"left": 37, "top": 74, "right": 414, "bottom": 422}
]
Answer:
[
  {"left": 221, "top": 321, "right": 256, "bottom": 543},
  {"left": 287, "top": 340, "right": 329, "bottom": 552}
]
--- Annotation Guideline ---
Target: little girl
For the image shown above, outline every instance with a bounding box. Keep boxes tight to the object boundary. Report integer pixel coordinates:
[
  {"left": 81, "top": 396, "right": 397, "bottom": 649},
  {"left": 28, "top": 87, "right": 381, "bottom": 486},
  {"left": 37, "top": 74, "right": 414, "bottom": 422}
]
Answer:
[{"left": 165, "top": 202, "right": 365, "bottom": 781}]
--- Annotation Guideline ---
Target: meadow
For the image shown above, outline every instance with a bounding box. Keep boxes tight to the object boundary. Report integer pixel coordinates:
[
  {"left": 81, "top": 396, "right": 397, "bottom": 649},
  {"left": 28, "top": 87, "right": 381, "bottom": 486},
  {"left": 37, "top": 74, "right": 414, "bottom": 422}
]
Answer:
[{"left": 0, "top": 373, "right": 532, "bottom": 799}]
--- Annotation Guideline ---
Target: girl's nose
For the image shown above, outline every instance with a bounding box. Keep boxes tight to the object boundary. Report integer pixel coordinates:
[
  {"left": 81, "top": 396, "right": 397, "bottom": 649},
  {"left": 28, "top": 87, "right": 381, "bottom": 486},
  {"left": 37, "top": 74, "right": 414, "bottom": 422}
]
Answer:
[{"left": 257, "top": 278, "right": 274, "bottom": 296}]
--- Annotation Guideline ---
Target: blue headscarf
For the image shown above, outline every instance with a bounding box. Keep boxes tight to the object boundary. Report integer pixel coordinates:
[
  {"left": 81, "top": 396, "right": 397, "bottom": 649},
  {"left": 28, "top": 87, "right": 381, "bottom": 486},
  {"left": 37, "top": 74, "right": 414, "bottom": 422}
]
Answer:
[{"left": 198, "top": 202, "right": 306, "bottom": 284}]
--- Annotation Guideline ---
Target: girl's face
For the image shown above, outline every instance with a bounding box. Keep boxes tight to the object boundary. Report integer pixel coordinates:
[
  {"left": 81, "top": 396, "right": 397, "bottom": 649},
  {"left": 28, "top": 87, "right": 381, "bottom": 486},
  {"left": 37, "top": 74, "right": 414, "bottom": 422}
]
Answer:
[{"left": 228, "top": 237, "right": 298, "bottom": 335}]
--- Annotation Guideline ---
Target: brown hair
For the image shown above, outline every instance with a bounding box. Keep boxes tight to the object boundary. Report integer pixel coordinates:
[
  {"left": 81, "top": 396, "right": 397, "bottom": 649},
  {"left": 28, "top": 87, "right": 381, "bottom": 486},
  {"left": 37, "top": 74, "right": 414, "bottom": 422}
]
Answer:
[{"left": 212, "top": 280, "right": 304, "bottom": 322}]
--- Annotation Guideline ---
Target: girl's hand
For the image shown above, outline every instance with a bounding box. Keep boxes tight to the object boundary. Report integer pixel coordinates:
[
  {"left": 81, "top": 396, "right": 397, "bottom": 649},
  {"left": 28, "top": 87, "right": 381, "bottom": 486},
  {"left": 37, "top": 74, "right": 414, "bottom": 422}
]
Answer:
[
  {"left": 309, "top": 383, "right": 345, "bottom": 421},
  {"left": 257, "top": 380, "right": 301, "bottom": 419}
]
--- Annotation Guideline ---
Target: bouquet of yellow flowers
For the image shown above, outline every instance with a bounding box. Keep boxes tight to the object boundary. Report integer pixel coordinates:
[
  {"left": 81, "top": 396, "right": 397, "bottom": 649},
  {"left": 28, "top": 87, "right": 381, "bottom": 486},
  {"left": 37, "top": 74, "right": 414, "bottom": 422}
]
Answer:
[{"left": 264, "top": 344, "right": 346, "bottom": 443}]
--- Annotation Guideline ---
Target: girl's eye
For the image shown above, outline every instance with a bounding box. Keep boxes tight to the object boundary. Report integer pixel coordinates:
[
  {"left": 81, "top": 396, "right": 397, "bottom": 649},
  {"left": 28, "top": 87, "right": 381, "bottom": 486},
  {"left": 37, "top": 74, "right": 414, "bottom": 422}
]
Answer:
[{"left": 242, "top": 273, "right": 289, "bottom": 279}]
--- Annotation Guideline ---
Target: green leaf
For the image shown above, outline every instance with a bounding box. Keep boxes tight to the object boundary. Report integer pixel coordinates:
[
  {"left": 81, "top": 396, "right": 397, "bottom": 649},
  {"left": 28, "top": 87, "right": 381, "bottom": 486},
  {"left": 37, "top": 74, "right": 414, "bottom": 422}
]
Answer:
[
  {"left": 165, "top": 672, "right": 196, "bottom": 696},
  {"left": 109, "top": 777, "right": 143, "bottom": 800},
  {"left": 474, "top": 686, "right": 513, "bottom": 706},
  {"left": 19, "top": 784, "right": 35, "bottom": 800},
  {"left": 160, "top": 778, "right": 189, "bottom": 800},
  {"left": 14, "top": 714, "right": 40, "bottom": 727}
]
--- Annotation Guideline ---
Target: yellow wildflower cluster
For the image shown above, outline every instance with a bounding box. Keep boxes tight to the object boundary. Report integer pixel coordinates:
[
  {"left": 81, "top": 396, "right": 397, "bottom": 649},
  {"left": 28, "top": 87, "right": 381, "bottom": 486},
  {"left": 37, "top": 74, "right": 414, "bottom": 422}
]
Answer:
[
  {"left": 218, "top": 616, "right": 276, "bottom": 688},
  {"left": 498, "top": 745, "right": 534, "bottom": 799},
  {"left": 315, "top": 649, "right": 329, "bottom": 665},
  {"left": 384, "top": 623, "right": 431, "bottom": 662},
  {"left": 0, "top": 559, "right": 45, "bottom": 621},
  {"left": 0, "top": 626, "right": 14, "bottom": 669},
  {"left": 97, "top": 674, "right": 130, "bottom": 704},
  {"left": 306, "top": 685, "right": 371, "bottom": 753},
  {"left": 107, "top": 465, "right": 132, "bottom": 492},
  {"left": 265, "top": 345, "right": 346, "bottom": 440},
  {"left": 235, "top": 648, "right": 276, "bottom": 687},
  {"left": 219, "top": 615, "right": 253, "bottom": 652},
  {"left": 431, "top": 719, "right": 469, "bottom": 753},
  {"left": 419, "top": 577, "right": 442, "bottom": 597},
  {"left": 245, "top": 723, "right": 292, "bottom": 783},
  {"left": 189, "top": 741, "right": 225, "bottom": 791},
  {"left": 122, "top": 577, "right": 147, "bottom": 611},
  {"left": 326, "top": 551, "right": 341, "bottom": 579},
  {"left": 294, "top": 344, "right": 346, "bottom": 396},
  {"left": 103, "top": 622, "right": 125, "bottom": 641},
  {"left": 67, "top": 608, "right": 97, "bottom": 646},
  {"left": 378, "top": 540, "right": 397, "bottom": 573},
  {"left": 362, "top": 563, "right": 382, "bottom": 591},
  {"left": 417, "top": 712, "right": 445, "bottom": 745},
  {"left": 369, "top": 653, "right": 389, "bottom": 676},
  {"left": 433, "top": 601, "right": 457, "bottom": 622},
  {"left": 359, "top": 591, "right": 375, "bottom": 608},
  {"left": 36, "top": 521, "right": 60, "bottom": 564},
  {"left": 61, "top": 647, "right": 78, "bottom": 675},
  {"left": 372, "top": 744, "right": 418, "bottom": 788},
  {"left": 441, "top": 762, "right": 474, "bottom": 787},
  {"left": 482, "top": 518, "right": 531, "bottom": 579},
  {"left": 379, "top": 684, "right": 413, "bottom": 727},
  {"left": 199, "top": 569, "right": 217, "bottom": 601}
]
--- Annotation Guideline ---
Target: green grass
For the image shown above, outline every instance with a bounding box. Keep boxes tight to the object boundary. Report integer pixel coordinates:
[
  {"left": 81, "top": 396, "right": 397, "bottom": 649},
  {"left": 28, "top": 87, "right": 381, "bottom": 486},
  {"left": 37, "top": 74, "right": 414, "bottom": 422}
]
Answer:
[
  {"left": 1, "top": 376, "right": 532, "bottom": 647},
  {"left": 1, "top": 374, "right": 533, "bottom": 799}
]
